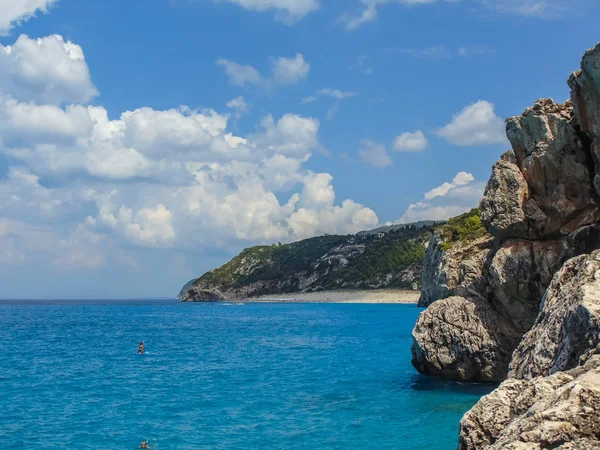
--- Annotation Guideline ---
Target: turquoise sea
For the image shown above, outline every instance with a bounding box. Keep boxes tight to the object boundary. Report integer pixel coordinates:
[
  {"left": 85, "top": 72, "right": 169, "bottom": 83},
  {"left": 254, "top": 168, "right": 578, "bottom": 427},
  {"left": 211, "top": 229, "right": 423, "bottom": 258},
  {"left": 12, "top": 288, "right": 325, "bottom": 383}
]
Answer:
[{"left": 0, "top": 301, "right": 494, "bottom": 449}]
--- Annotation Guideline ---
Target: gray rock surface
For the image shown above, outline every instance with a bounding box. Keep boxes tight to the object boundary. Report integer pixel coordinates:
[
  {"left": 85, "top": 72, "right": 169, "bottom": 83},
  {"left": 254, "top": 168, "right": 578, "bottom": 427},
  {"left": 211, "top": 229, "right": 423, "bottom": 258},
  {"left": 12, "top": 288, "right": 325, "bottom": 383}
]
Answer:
[
  {"left": 414, "top": 42, "right": 600, "bottom": 449},
  {"left": 459, "top": 356, "right": 600, "bottom": 450},
  {"left": 480, "top": 151, "right": 531, "bottom": 240},
  {"left": 569, "top": 42, "right": 600, "bottom": 197},
  {"left": 411, "top": 292, "right": 521, "bottom": 382},
  {"left": 489, "top": 238, "right": 575, "bottom": 334},
  {"left": 509, "top": 251, "right": 600, "bottom": 379},
  {"left": 418, "top": 232, "right": 494, "bottom": 307},
  {"left": 181, "top": 287, "right": 225, "bottom": 302},
  {"left": 506, "top": 98, "right": 599, "bottom": 238}
]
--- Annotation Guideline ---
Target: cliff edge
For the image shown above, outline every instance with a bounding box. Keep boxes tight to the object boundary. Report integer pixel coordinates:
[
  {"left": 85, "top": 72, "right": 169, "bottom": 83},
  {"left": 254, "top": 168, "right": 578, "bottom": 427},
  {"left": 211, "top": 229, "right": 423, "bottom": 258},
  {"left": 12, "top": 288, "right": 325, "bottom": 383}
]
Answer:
[{"left": 413, "top": 42, "right": 600, "bottom": 448}]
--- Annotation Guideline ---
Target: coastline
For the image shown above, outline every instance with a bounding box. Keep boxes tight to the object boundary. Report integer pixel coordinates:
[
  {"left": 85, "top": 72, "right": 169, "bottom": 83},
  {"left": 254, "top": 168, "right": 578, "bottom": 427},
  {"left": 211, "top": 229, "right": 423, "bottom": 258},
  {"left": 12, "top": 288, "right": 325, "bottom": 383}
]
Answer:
[{"left": 245, "top": 289, "right": 420, "bottom": 304}]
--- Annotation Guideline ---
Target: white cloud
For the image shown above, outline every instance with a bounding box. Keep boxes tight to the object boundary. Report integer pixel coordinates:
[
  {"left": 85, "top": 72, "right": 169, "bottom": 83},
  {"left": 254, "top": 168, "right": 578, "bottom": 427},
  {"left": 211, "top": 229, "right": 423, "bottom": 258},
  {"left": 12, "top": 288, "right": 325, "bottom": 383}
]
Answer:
[
  {"left": 302, "top": 96, "right": 317, "bottom": 104},
  {"left": 0, "top": 34, "right": 98, "bottom": 104},
  {"left": 358, "top": 139, "right": 392, "bottom": 168},
  {"left": 217, "top": 54, "right": 310, "bottom": 88},
  {"left": 341, "top": 0, "right": 568, "bottom": 31},
  {"left": 398, "top": 171, "right": 485, "bottom": 223},
  {"left": 436, "top": 100, "right": 507, "bottom": 146},
  {"left": 327, "top": 103, "right": 339, "bottom": 120},
  {"left": 220, "top": 0, "right": 320, "bottom": 24},
  {"left": 340, "top": 0, "right": 455, "bottom": 30},
  {"left": 216, "top": 58, "right": 262, "bottom": 87},
  {"left": 317, "top": 88, "right": 357, "bottom": 100},
  {"left": 303, "top": 87, "right": 357, "bottom": 120},
  {"left": 0, "top": 34, "right": 378, "bottom": 264},
  {"left": 227, "top": 96, "right": 249, "bottom": 118},
  {"left": 271, "top": 53, "right": 310, "bottom": 85},
  {"left": 480, "top": 0, "right": 566, "bottom": 17},
  {"left": 0, "top": 0, "right": 57, "bottom": 35},
  {"left": 397, "top": 44, "right": 494, "bottom": 61},
  {"left": 393, "top": 130, "right": 428, "bottom": 152}
]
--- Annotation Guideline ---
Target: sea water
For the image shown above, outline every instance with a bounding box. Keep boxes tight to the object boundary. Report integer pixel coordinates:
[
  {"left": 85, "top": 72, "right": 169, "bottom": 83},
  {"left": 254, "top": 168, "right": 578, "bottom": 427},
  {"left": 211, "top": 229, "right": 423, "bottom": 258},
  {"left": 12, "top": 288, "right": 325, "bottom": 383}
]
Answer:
[{"left": 0, "top": 300, "right": 494, "bottom": 449}]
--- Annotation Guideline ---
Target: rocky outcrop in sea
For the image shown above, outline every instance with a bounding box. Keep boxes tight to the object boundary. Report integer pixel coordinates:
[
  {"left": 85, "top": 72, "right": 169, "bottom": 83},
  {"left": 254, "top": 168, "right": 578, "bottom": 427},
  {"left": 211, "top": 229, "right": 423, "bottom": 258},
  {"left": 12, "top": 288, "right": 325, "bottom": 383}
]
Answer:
[{"left": 412, "top": 42, "right": 600, "bottom": 448}]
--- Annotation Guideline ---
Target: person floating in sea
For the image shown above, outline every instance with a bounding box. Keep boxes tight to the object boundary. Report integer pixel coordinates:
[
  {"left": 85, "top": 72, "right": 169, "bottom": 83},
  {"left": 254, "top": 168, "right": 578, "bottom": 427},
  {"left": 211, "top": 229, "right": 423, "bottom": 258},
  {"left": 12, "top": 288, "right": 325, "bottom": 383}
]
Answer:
[
  {"left": 139, "top": 441, "right": 150, "bottom": 449},
  {"left": 138, "top": 342, "right": 145, "bottom": 354}
]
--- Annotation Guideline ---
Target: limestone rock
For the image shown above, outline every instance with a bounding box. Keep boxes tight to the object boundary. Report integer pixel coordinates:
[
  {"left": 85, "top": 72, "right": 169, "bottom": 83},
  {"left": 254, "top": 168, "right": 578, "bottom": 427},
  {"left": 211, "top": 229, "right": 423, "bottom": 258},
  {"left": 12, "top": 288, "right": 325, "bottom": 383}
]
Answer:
[
  {"left": 505, "top": 98, "right": 598, "bottom": 238},
  {"left": 411, "top": 293, "right": 521, "bottom": 382},
  {"left": 509, "top": 251, "right": 600, "bottom": 379},
  {"left": 181, "top": 287, "right": 225, "bottom": 302},
  {"left": 418, "top": 232, "right": 494, "bottom": 307},
  {"left": 569, "top": 42, "right": 600, "bottom": 197},
  {"left": 480, "top": 151, "right": 531, "bottom": 240},
  {"left": 489, "top": 239, "right": 570, "bottom": 334},
  {"left": 459, "top": 356, "right": 600, "bottom": 450}
]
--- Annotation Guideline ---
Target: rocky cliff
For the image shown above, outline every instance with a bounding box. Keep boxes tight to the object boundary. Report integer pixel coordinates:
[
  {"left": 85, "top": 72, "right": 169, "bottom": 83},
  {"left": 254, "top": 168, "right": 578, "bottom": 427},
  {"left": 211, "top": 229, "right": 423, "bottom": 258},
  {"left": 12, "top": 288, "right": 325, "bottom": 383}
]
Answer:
[
  {"left": 180, "top": 225, "right": 432, "bottom": 301},
  {"left": 412, "top": 42, "right": 600, "bottom": 448}
]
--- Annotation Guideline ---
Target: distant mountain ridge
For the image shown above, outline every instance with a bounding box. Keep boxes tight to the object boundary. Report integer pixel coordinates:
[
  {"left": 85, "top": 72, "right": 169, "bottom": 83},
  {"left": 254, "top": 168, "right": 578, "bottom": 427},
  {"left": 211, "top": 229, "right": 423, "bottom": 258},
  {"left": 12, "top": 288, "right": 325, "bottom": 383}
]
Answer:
[{"left": 179, "top": 222, "right": 441, "bottom": 301}]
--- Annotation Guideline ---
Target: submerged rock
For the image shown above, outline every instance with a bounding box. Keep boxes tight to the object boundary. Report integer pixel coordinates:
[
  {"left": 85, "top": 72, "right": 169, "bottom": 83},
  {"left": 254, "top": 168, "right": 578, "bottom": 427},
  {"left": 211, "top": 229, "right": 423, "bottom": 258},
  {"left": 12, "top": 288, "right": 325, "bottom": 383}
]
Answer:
[{"left": 459, "top": 356, "right": 600, "bottom": 450}]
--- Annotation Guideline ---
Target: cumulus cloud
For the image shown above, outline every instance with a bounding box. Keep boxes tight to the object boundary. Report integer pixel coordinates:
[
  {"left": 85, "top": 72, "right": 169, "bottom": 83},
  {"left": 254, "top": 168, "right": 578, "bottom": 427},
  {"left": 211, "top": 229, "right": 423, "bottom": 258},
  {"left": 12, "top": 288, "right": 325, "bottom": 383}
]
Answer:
[
  {"left": 397, "top": 171, "right": 485, "bottom": 223},
  {"left": 0, "top": 34, "right": 378, "bottom": 273},
  {"left": 0, "top": 0, "right": 57, "bottom": 35},
  {"left": 0, "top": 34, "right": 98, "bottom": 104},
  {"left": 227, "top": 96, "right": 249, "bottom": 118},
  {"left": 358, "top": 139, "right": 393, "bottom": 168},
  {"left": 271, "top": 53, "right": 310, "bottom": 85},
  {"left": 220, "top": 0, "right": 320, "bottom": 24},
  {"left": 217, "top": 54, "right": 310, "bottom": 88},
  {"left": 393, "top": 130, "right": 428, "bottom": 152},
  {"left": 216, "top": 58, "right": 262, "bottom": 87},
  {"left": 436, "top": 100, "right": 507, "bottom": 147}
]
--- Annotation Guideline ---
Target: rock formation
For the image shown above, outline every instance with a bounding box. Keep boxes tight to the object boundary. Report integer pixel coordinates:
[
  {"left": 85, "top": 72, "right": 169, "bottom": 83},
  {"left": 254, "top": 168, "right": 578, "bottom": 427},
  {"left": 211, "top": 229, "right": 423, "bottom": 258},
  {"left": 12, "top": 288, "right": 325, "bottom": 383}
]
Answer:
[
  {"left": 509, "top": 250, "right": 600, "bottom": 379},
  {"left": 412, "top": 42, "right": 600, "bottom": 449},
  {"left": 459, "top": 356, "right": 600, "bottom": 450},
  {"left": 418, "top": 233, "right": 494, "bottom": 307},
  {"left": 412, "top": 43, "right": 600, "bottom": 383},
  {"left": 412, "top": 291, "right": 521, "bottom": 382}
]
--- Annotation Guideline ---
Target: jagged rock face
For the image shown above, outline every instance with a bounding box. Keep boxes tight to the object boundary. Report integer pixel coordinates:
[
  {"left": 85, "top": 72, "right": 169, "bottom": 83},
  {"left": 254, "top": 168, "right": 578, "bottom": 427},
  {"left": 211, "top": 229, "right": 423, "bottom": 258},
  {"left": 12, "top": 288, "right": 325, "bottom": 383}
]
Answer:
[
  {"left": 509, "top": 251, "right": 600, "bottom": 379},
  {"left": 569, "top": 43, "right": 600, "bottom": 196},
  {"left": 481, "top": 151, "right": 531, "bottom": 240},
  {"left": 459, "top": 356, "right": 600, "bottom": 450},
  {"left": 489, "top": 238, "right": 575, "bottom": 334},
  {"left": 181, "top": 288, "right": 225, "bottom": 302},
  {"left": 411, "top": 293, "right": 521, "bottom": 382},
  {"left": 418, "top": 232, "right": 494, "bottom": 307},
  {"left": 506, "top": 98, "right": 599, "bottom": 238}
]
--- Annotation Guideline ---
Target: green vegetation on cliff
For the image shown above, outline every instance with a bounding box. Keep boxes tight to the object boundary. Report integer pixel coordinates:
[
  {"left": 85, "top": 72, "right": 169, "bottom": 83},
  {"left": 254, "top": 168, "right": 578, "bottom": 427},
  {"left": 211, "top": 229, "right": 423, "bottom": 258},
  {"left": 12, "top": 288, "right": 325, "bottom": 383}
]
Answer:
[
  {"left": 183, "top": 225, "right": 434, "bottom": 299},
  {"left": 438, "top": 209, "right": 486, "bottom": 251}
]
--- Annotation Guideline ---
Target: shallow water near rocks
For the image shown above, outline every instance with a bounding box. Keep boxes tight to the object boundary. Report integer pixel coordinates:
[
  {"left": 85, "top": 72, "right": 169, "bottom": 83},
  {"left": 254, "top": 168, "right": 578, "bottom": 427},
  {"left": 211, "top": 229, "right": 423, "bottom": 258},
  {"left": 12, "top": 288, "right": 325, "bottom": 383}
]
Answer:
[{"left": 0, "top": 300, "right": 494, "bottom": 449}]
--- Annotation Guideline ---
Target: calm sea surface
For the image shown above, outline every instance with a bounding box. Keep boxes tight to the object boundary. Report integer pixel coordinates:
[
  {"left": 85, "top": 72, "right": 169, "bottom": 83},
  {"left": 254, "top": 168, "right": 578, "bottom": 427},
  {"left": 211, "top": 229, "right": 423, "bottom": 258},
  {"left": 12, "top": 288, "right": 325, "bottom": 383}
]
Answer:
[{"left": 0, "top": 300, "right": 494, "bottom": 449}]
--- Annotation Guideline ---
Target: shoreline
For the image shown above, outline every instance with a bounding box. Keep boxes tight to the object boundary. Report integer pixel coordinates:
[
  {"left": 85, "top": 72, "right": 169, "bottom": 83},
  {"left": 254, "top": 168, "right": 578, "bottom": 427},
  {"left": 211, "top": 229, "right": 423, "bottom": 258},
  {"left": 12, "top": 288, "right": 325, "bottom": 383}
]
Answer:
[{"left": 244, "top": 289, "right": 420, "bottom": 304}]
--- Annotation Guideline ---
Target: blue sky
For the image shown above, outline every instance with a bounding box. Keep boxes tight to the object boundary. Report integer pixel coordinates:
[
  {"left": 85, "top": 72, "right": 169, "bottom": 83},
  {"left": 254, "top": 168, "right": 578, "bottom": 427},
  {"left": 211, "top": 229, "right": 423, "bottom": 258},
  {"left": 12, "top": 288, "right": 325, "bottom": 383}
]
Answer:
[{"left": 0, "top": 0, "right": 599, "bottom": 299}]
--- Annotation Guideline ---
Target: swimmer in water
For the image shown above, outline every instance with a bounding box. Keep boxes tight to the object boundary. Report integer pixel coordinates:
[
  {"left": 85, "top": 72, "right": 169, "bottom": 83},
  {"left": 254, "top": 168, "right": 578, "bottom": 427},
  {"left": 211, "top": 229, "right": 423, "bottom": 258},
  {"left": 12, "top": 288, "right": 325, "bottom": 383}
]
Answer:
[
  {"left": 138, "top": 342, "right": 145, "bottom": 354},
  {"left": 140, "top": 441, "right": 150, "bottom": 449}
]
